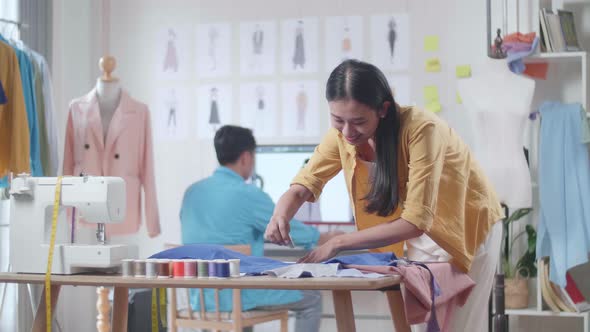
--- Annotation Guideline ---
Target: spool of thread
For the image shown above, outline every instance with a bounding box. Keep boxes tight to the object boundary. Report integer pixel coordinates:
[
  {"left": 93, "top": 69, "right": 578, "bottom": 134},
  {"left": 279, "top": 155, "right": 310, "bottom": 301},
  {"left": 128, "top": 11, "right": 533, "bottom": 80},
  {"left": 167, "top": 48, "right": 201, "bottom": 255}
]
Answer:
[
  {"left": 121, "top": 259, "right": 134, "bottom": 277},
  {"left": 157, "top": 259, "right": 171, "bottom": 278},
  {"left": 216, "top": 260, "right": 230, "bottom": 278},
  {"left": 173, "top": 260, "right": 185, "bottom": 278},
  {"left": 184, "top": 259, "right": 198, "bottom": 278},
  {"left": 169, "top": 260, "right": 175, "bottom": 277},
  {"left": 146, "top": 259, "right": 158, "bottom": 278},
  {"left": 134, "top": 260, "right": 146, "bottom": 278},
  {"left": 197, "top": 260, "right": 209, "bottom": 278},
  {"left": 208, "top": 260, "right": 217, "bottom": 278},
  {"left": 228, "top": 259, "right": 240, "bottom": 277}
]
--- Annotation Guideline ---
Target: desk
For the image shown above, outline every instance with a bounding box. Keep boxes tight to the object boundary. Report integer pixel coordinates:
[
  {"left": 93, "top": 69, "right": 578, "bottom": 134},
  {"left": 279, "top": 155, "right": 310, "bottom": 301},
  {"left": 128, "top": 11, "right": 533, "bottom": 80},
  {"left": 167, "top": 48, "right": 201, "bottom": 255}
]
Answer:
[{"left": 0, "top": 272, "right": 410, "bottom": 332}]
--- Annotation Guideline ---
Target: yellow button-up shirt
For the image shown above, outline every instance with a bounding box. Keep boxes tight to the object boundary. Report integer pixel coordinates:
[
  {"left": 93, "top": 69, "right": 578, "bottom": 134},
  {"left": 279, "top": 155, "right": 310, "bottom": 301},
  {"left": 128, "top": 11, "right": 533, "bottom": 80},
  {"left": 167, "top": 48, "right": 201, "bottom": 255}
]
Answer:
[
  {"left": 0, "top": 41, "right": 29, "bottom": 178},
  {"left": 292, "top": 106, "right": 504, "bottom": 272}
]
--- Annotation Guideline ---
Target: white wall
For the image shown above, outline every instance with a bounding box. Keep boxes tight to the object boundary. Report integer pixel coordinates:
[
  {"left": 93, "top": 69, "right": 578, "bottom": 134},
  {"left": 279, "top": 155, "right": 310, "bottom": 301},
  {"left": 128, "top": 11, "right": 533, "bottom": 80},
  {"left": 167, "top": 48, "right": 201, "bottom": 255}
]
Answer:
[{"left": 8, "top": 0, "right": 587, "bottom": 331}]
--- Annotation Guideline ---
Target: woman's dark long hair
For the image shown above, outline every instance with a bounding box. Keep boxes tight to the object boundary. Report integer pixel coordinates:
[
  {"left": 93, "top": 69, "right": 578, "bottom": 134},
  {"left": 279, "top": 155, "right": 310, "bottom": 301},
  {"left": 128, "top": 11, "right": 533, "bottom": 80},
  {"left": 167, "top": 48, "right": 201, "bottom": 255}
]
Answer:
[{"left": 326, "top": 60, "right": 400, "bottom": 216}]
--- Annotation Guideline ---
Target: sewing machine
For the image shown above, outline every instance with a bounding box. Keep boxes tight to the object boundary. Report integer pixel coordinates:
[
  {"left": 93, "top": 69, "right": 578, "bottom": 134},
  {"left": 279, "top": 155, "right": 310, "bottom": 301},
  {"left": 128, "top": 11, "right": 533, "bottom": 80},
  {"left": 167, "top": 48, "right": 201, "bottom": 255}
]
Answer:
[{"left": 9, "top": 174, "right": 138, "bottom": 274}]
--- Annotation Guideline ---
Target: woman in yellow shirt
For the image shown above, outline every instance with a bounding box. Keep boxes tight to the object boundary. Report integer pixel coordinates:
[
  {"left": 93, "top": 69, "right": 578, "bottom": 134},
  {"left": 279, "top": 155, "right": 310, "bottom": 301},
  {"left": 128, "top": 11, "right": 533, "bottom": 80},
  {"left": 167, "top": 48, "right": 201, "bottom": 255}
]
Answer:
[{"left": 265, "top": 60, "right": 504, "bottom": 331}]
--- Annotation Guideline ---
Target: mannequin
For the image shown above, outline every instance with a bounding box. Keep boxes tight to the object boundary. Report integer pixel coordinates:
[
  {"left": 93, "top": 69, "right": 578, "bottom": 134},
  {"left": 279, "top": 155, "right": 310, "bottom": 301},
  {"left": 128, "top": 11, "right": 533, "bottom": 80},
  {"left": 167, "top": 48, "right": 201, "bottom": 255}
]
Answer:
[
  {"left": 96, "top": 56, "right": 122, "bottom": 140},
  {"left": 457, "top": 56, "right": 535, "bottom": 210}
]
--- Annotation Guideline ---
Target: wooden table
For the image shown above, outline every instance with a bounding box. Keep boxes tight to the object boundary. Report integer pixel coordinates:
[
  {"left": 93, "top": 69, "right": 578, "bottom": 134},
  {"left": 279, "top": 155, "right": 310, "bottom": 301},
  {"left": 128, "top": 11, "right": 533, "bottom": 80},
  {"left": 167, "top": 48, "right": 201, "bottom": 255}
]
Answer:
[{"left": 0, "top": 272, "right": 410, "bottom": 332}]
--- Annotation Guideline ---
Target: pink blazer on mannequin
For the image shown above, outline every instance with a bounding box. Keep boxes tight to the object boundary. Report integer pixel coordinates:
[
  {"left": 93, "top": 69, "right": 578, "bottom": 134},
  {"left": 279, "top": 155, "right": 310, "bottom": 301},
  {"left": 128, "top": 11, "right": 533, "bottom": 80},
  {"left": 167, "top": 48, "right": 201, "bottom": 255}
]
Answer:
[{"left": 63, "top": 89, "right": 161, "bottom": 237}]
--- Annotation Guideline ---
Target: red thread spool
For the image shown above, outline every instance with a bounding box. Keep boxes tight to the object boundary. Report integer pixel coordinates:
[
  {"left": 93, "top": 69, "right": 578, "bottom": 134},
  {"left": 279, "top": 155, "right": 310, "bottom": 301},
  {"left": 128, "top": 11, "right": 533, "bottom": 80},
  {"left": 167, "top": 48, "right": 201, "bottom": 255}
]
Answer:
[{"left": 173, "top": 260, "right": 185, "bottom": 278}]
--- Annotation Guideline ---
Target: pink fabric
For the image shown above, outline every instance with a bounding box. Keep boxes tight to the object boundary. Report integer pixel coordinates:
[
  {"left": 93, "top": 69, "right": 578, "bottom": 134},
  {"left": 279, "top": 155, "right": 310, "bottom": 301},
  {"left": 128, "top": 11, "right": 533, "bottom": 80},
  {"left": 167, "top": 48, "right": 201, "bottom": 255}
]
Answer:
[
  {"left": 347, "top": 262, "right": 475, "bottom": 331},
  {"left": 63, "top": 89, "right": 160, "bottom": 237}
]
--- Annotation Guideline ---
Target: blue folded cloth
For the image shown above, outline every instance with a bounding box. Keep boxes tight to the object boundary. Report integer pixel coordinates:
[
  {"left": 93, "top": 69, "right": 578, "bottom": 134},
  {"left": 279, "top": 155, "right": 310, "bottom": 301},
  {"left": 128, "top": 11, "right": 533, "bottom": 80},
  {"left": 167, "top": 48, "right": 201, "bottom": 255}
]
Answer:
[
  {"left": 506, "top": 36, "right": 539, "bottom": 74},
  {"left": 150, "top": 244, "right": 399, "bottom": 275}
]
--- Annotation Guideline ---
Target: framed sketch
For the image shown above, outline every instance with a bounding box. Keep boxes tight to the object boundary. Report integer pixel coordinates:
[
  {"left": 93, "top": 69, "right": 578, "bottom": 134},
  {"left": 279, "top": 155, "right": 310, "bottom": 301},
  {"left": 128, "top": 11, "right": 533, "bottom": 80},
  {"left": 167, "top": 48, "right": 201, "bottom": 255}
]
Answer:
[
  {"left": 370, "top": 14, "right": 410, "bottom": 72},
  {"left": 195, "top": 23, "right": 232, "bottom": 78},
  {"left": 239, "top": 82, "right": 278, "bottom": 138},
  {"left": 280, "top": 18, "right": 319, "bottom": 74},
  {"left": 240, "top": 21, "right": 277, "bottom": 76},
  {"left": 325, "top": 16, "right": 364, "bottom": 71},
  {"left": 196, "top": 84, "right": 233, "bottom": 139}
]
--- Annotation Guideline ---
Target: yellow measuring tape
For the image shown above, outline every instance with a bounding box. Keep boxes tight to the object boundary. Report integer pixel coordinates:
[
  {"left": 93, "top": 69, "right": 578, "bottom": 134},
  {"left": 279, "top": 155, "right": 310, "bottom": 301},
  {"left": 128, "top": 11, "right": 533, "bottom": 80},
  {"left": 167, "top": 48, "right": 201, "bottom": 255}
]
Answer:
[
  {"left": 45, "top": 176, "right": 63, "bottom": 332},
  {"left": 151, "top": 288, "right": 167, "bottom": 331}
]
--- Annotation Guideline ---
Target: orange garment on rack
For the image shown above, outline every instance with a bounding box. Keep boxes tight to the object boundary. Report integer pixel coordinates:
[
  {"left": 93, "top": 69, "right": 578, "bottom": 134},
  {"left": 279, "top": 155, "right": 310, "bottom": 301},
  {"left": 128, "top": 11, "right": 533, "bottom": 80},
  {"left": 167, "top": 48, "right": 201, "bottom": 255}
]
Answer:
[{"left": 0, "top": 40, "right": 30, "bottom": 178}]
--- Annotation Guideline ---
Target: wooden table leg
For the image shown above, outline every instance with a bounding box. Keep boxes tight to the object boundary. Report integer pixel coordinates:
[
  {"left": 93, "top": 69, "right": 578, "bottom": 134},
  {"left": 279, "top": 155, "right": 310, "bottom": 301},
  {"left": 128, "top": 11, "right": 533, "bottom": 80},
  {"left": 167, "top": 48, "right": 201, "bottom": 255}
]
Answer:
[
  {"left": 386, "top": 290, "right": 411, "bottom": 332},
  {"left": 32, "top": 285, "right": 61, "bottom": 332},
  {"left": 111, "top": 287, "right": 129, "bottom": 332},
  {"left": 332, "top": 290, "right": 356, "bottom": 332},
  {"left": 96, "top": 287, "right": 111, "bottom": 332}
]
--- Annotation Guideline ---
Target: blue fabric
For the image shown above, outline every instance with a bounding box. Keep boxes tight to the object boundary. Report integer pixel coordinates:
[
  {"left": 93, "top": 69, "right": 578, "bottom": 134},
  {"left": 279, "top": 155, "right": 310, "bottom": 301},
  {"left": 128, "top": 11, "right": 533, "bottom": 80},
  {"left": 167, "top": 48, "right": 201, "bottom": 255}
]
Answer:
[
  {"left": 326, "top": 252, "right": 397, "bottom": 266},
  {"left": 178, "top": 167, "right": 320, "bottom": 312},
  {"left": 150, "top": 244, "right": 291, "bottom": 275},
  {"left": 0, "top": 81, "right": 6, "bottom": 104},
  {"left": 0, "top": 37, "right": 42, "bottom": 188},
  {"left": 537, "top": 102, "right": 590, "bottom": 287},
  {"left": 506, "top": 36, "right": 539, "bottom": 74}
]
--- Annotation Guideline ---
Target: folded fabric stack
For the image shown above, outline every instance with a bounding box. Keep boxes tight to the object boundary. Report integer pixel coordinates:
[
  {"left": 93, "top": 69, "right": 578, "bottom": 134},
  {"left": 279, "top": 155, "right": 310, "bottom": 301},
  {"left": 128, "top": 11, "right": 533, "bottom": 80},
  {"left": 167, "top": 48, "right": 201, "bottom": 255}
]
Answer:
[{"left": 501, "top": 32, "right": 548, "bottom": 79}]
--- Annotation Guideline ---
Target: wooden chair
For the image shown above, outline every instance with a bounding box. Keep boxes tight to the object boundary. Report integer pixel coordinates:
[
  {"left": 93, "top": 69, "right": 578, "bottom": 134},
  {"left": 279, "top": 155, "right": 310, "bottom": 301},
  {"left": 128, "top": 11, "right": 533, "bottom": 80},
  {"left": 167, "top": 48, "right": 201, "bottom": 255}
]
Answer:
[{"left": 165, "top": 244, "right": 289, "bottom": 332}]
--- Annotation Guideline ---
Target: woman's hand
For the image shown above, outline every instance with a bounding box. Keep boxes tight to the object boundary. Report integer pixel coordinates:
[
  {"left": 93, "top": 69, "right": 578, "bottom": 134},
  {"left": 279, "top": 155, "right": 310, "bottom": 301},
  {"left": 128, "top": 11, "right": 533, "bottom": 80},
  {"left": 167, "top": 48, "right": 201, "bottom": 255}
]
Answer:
[
  {"left": 265, "top": 215, "right": 291, "bottom": 246},
  {"left": 297, "top": 239, "right": 341, "bottom": 263}
]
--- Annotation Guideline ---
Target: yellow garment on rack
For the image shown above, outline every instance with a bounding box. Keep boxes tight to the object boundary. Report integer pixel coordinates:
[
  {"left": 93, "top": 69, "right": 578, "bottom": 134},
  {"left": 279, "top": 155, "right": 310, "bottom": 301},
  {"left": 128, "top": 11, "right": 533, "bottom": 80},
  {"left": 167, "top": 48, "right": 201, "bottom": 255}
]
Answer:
[{"left": 0, "top": 40, "right": 30, "bottom": 177}]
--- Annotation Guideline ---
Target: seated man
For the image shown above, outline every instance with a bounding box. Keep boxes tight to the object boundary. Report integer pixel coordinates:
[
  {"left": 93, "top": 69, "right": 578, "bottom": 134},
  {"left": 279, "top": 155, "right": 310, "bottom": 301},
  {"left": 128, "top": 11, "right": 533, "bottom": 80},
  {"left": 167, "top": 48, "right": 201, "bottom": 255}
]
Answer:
[{"left": 180, "top": 125, "right": 336, "bottom": 332}]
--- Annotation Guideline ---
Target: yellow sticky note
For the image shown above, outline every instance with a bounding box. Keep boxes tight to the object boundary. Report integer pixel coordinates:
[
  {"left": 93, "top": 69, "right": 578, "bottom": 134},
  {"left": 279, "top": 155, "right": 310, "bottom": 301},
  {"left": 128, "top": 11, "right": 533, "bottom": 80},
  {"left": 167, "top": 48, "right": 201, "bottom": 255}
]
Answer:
[
  {"left": 423, "top": 86, "right": 439, "bottom": 103},
  {"left": 424, "top": 35, "right": 439, "bottom": 52},
  {"left": 456, "top": 91, "right": 463, "bottom": 104},
  {"left": 426, "top": 101, "right": 442, "bottom": 113},
  {"left": 425, "top": 58, "right": 441, "bottom": 72},
  {"left": 456, "top": 65, "right": 472, "bottom": 78}
]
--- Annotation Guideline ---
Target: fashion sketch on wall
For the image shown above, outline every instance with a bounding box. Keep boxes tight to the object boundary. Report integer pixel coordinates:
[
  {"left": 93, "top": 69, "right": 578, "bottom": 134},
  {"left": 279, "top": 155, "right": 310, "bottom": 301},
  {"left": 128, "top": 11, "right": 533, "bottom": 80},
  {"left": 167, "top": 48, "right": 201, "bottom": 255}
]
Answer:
[
  {"left": 239, "top": 82, "right": 277, "bottom": 137},
  {"left": 195, "top": 23, "right": 231, "bottom": 78},
  {"left": 197, "top": 84, "right": 232, "bottom": 139},
  {"left": 370, "top": 14, "right": 409, "bottom": 71},
  {"left": 239, "top": 21, "right": 277, "bottom": 76},
  {"left": 281, "top": 18, "right": 318, "bottom": 74},
  {"left": 209, "top": 87, "right": 220, "bottom": 131},
  {"left": 293, "top": 21, "right": 305, "bottom": 69},
  {"left": 163, "top": 29, "right": 178, "bottom": 72},
  {"left": 386, "top": 75, "right": 412, "bottom": 106},
  {"left": 154, "top": 87, "right": 189, "bottom": 141},
  {"left": 156, "top": 26, "right": 190, "bottom": 79},
  {"left": 325, "top": 16, "right": 364, "bottom": 71},
  {"left": 281, "top": 81, "right": 319, "bottom": 137}
]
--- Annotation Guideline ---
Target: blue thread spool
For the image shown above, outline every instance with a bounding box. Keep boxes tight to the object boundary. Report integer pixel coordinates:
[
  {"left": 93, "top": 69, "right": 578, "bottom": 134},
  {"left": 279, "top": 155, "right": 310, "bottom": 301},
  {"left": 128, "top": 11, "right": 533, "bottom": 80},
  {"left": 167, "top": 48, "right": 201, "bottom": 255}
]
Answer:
[
  {"left": 217, "top": 260, "right": 230, "bottom": 278},
  {"left": 208, "top": 260, "right": 217, "bottom": 278}
]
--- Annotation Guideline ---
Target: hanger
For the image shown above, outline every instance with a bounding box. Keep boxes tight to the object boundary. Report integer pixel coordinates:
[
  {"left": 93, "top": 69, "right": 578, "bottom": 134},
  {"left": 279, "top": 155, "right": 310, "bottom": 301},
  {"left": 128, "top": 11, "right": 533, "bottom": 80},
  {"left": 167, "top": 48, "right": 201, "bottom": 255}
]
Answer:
[
  {"left": 99, "top": 55, "right": 119, "bottom": 82},
  {"left": 0, "top": 18, "right": 26, "bottom": 41}
]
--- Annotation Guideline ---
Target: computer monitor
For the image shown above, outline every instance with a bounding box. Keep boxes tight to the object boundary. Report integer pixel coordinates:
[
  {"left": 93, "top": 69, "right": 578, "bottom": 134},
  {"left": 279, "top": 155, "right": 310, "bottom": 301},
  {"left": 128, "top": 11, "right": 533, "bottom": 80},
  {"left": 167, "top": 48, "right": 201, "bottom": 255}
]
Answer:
[{"left": 255, "top": 145, "right": 353, "bottom": 224}]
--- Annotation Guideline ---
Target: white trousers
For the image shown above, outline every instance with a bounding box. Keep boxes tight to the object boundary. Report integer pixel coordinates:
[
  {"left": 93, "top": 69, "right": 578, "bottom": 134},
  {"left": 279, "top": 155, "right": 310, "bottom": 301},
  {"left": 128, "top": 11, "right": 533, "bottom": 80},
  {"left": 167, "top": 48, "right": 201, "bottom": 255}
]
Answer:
[{"left": 408, "top": 222, "right": 503, "bottom": 332}]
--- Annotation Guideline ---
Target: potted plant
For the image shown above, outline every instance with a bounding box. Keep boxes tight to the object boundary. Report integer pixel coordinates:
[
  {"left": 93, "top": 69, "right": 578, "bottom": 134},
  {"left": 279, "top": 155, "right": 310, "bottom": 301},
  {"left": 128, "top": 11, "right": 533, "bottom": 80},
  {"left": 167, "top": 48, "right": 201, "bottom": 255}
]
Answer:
[{"left": 501, "top": 208, "right": 537, "bottom": 309}]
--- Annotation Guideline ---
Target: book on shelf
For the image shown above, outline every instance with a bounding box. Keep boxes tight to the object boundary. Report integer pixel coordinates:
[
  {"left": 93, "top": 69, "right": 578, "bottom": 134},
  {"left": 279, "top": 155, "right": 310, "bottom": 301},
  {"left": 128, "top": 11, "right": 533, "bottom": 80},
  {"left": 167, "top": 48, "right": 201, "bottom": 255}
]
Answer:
[
  {"left": 539, "top": 8, "right": 553, "bottom": 52},
  {"left": 538, "top": 8, "right": 582, "bottom": 53},
  {"left": 557, "top": 10, "right": 582, "bottom": 51},
  {"left": 539, "top": 258, "right": 590, "bottom": 313},
  {"left": 565, "top": 272, "right": 590, "bottom": 312}
]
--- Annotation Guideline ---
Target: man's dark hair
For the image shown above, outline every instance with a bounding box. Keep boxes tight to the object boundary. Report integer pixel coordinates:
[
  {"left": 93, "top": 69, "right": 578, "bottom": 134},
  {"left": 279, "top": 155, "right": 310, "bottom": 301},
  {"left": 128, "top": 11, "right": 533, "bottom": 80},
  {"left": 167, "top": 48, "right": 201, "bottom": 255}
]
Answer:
[{"left": 214, "top": 125, "right": 257, "bottom": 165}]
